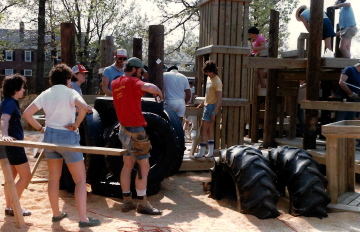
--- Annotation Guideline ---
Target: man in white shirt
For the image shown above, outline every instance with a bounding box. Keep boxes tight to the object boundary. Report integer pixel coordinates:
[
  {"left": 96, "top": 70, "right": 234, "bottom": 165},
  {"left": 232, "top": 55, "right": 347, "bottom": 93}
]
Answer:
[{"left": 163, "top": 66, "right": 191, "bottom": 121}]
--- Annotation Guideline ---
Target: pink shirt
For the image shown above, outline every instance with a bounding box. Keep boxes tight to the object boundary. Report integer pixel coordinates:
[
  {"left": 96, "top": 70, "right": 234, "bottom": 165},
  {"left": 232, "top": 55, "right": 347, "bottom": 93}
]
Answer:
[{"left": 251, "top": 35, "right": 266, "bottom": 55}]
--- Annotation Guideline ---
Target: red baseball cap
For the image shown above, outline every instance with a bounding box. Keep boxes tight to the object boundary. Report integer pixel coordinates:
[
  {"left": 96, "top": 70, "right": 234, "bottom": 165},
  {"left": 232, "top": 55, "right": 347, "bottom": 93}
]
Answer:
[{"left": 72, "top": 65, "right": 88, "bottom": 74}]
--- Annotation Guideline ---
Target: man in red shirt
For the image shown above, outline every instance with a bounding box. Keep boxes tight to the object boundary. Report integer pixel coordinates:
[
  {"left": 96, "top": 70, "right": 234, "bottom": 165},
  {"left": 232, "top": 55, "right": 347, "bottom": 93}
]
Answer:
[{"left": 111, "top": 57, "right": 163, "bottom": 215}]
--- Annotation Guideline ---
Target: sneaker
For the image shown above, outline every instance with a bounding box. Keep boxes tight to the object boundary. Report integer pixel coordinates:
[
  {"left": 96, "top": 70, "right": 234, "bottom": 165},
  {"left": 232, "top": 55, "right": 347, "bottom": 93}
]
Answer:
[
  {"left": 79, "top": 217, "right": 101, "bottom": 228},
  {"left": 190, "top": 153, "right": 205, "bottom": 161},
  {"left": 5, "top": 207, "right": 31, "bottom": 217},
  {"left": 204, "top": 153, "right": 214, "bottom": 159}
]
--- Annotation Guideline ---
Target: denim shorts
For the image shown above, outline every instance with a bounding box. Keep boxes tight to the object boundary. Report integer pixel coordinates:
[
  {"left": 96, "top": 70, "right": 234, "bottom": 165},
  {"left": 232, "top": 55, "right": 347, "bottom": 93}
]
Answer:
[
  {"left": 202, "top": 104, "right": 216, "bottom": 122},
  {"left": 43, "top": 127, "right": 84, "bottom": 164},
  {"left": 119, "top": 126, "right": 151, "bottom": 160}
]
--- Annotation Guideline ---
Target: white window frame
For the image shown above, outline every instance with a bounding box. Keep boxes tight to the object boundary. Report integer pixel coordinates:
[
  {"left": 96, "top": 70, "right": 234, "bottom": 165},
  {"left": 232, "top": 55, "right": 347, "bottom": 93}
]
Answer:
[
  {"left": 5, "top": 51, "right": 13, "bottom": 61},
  {"left": 25, "top": 51, "right": 31, "bottom": 62},
  {"left": 5, "top": 69, "right": 14, "bottom": 76},
  {"left": 24, "top": 69, "right": 32, "bottom": 76}
]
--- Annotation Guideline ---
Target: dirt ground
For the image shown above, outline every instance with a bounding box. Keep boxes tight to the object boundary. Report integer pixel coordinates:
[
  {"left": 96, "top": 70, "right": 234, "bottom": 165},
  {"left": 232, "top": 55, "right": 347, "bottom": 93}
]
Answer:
[{"left": 0, "top": 131, "right": 360, "bottom": 232}]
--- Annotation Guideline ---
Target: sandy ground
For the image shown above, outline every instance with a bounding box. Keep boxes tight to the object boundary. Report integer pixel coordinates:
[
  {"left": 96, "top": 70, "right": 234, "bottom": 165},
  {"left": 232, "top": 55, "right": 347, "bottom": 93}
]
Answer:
[{"left": 0, "top": 132, "right": 359, "bottom": 232}]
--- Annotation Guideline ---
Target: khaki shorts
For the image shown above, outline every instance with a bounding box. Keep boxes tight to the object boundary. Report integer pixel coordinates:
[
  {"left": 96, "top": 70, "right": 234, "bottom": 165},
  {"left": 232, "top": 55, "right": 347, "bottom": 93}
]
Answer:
[{"left": 340, "top": 26, "right": 358, "bottom": 40}]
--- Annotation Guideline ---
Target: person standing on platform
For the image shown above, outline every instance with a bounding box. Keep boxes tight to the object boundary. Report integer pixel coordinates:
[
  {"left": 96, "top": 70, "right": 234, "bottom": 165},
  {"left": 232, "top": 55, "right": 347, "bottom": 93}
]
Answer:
[
  {"left": 336, "top": 61, "right": 360, "bottom": 121},
  {"left": 191, "top": 61, "right": 222, "bottom": 160},
  {"left": 102, "top": 49, "right": 127, "bottom": 96},
  {"left": 111, "top": 57, "right": 163, "bottom": 215},
  {"left": 332, "top": 0, "right": 358, "bottom": 58},
  {"left": 296, "top": 5, "right": 336, "bottom": 52},
  {"left": 248, "top": 26, "right": 267, "bottom": 88},
  {"left": 163, "top": 66, "right": 191, "bottom": 122},
  {"left": 0, "top": 74, "right": 32, "bottom": 217}
]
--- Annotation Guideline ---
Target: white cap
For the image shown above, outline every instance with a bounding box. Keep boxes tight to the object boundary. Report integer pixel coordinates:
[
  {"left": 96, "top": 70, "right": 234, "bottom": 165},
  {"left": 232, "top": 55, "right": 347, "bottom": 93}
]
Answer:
[{"left": 115, "top": 49, "right": 127, "bottom": 57}]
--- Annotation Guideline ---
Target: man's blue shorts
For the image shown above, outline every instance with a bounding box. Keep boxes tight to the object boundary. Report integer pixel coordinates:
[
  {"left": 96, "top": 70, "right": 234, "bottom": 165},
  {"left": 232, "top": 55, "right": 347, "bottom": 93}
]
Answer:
[{"left": 202, "top": 104, "right": 216, "bottom": 122}]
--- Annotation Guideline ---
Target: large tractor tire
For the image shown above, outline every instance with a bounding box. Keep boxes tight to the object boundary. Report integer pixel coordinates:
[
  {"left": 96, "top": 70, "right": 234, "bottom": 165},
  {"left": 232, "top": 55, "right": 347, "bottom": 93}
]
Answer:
[
  {"left": 104, "top": 113, "right": 178, "bottom": 195},
  {"left": 214, "top": 146, "right": 280, "bottom": 219},
  {"left": 164, "top": 109, "right": 185, "bottom": 175},
  {"left": 269, "top": 146, "right": 330, "bottom": 218},
  {"left": 81, "top": 109, "right": 107, "bottom": 183}
]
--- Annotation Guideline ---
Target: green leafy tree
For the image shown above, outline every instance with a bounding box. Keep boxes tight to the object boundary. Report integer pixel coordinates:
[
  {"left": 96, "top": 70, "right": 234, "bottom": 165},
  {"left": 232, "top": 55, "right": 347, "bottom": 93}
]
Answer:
[{"left": 249, "top": 0, "right": 299, "bottom": 52}]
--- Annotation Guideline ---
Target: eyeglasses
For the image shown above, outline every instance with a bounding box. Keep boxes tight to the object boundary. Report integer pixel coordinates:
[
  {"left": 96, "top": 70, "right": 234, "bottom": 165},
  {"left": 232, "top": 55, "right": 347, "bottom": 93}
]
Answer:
[{"left": 118, "top": 57, "right": 127, "bottom": 61}]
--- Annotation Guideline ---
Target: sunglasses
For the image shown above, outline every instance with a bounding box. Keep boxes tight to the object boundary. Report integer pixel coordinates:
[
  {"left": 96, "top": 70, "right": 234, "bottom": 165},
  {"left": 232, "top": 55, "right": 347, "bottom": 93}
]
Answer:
[{"left": 118, "top": 57, "right": 127, "bottom": 61}]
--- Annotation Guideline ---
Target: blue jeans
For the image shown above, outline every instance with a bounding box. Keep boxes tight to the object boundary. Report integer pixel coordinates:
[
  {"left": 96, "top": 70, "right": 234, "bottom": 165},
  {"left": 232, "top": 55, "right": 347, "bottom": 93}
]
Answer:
[{"left": 202, "top": 104, "right": 216, "bottom": 122}]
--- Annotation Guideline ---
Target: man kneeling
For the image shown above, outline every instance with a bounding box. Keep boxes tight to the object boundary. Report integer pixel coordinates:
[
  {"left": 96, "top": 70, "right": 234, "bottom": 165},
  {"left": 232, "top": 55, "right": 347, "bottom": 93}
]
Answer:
[{"left": 111, "top": 57, "right": 163, "bottom": 215}]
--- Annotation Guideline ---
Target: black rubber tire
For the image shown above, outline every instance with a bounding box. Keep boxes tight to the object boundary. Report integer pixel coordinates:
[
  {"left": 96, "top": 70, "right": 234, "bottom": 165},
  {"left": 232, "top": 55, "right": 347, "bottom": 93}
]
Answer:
[
  {"left": 210, "top": 157, "right": 229, "bottom": 200},
  {"left": 269, "top": 146, "right": 330, "bottom": 218},
  {"left": 218, "top": 145, "right": 280, "bottom": 219},
  {"left": 164, "top": 109, "right": 185, "bottom": 175},
  {"left": 105, "top": 113, "right": 178, "bottom": 185},
  {"left": 81, "top": 109, "right": 107, "bottom": 183}
]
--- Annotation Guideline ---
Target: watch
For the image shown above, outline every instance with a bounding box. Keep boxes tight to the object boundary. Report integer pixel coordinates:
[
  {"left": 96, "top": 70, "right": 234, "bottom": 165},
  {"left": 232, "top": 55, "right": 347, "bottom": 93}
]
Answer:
[{"left": 211, "top": 111, "right": 218, "bottom": 116}]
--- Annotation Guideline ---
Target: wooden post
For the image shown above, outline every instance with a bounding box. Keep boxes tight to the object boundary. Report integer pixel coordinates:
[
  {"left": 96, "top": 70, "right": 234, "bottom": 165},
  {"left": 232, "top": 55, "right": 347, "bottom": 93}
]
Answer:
[
  {"left": 148, "top": 25, "right": 164, "bottom": 91},
  {"left": 0, "top": 146, "right": 25, "bottom": 229},
  {"left": 60, "top": 23, "right": 76, "bottom": 67},
  {"left": 100, "top": 36, "right": 114, "bottom": 68},
  {"left": 133, "top": 38, "right": 143, "bottom": 60},
  {"left": 263, "top": 10, "right": 279, "bottom": 148},
  {"left": 303, "top": 0, "right": 323, "bottom": 150}
]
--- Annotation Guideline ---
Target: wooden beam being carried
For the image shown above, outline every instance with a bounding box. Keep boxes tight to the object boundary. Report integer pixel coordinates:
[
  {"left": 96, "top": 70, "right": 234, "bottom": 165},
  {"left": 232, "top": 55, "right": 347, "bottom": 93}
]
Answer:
[
  {"left": 243, "top": 57, "right": 307, "bottom": 69},
  {"left": 0, "top": 140, "right": 127, "bottom": 156}
]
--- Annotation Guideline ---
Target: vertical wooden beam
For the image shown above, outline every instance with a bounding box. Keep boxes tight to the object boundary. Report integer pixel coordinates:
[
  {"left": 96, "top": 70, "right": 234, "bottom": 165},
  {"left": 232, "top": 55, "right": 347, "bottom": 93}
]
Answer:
[
  {"left": 263, "top": 10, "right": 279, "bottom": 148},
  {"left": 278, "top": 97, "right": 285, "bottom": 138},
  {"left": 338, "top": 138, "right": 346, "bottom": 196},
  {"left": 346, "top": 138, "right": 355, "bottom": 192},
  {"left": 0, "top": 146, "right": 25, "bottom": 229},
  {"left": 100, "top": 36, "right": 114, "bottom": 68},
  {"left": 133, "top": 38, "right": 143, "bottom": 60},
  {"left": 303, "top": 0, "right": 323, "bottom": 150},
  {"left": 242, "top": 3, "right": 250, "bottom": 47},
  {"left": 60, "top": 22, "right": 76, "bottom": 67},
  {"left": 148, "top": 25, "right": 164, "bottom": 91},
  {"left": 211, "top": 0, "right": 220, "bottom": 45},
  {"left": 236, "top": 2, "right": 244, "bottom": 46},
  {"left": 289, "top": 95, "right": 298, "bottom": 139},
  {"left": 327, "top": 137, "right": 339, "bottom": 204},
  {"left": 251, "top": 68, "right": 259, "bottom": 143}
]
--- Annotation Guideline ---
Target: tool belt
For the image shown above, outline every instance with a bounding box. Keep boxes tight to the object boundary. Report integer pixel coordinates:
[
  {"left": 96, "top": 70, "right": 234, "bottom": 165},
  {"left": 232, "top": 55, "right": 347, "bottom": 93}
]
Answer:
[{"left": 120, "top": 126, "right": 151, "bottom": 155}]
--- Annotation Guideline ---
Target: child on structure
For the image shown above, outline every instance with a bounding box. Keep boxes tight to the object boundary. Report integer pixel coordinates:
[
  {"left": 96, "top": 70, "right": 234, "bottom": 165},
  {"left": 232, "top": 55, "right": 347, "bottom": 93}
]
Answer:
[
  {"left": 332, "top": 0, "right": 358, "bottom": 58},
  {"left": 0, "top": 74, "right": 32, "bottom": 217},
  {"left": 248, "top": 26, "right": 267, "bottom": 88},
  {"left": 191, "top": 61, "right": 222, "bottom": 160},
  {"left": 296, "top": 5, "right": 336, "bottom": 52}
]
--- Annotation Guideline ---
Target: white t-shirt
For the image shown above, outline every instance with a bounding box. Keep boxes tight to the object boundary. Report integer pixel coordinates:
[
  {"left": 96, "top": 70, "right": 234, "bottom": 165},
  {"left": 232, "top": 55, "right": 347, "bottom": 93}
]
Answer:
[
  {"left": 163, "top": 70, "right": 190, "bottom": 101},
  {"left": 187, "top": 86, "right": 195, "bottom": 103},
  {"left": 33, "top": 85, "right": 81, "bottom": 130}
]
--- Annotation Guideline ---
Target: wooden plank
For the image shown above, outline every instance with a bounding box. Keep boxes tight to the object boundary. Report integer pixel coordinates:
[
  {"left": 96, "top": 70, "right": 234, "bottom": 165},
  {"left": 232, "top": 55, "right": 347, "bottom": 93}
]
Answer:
[
  {"left": 230, "top": 1, "right": 237, "bottom": 47},
  {"left": 340, "top": 192, "right": 360, "bottom": 205},
  {"left": 307, "top": 149, "right": 326, "bottom": 165},
  {"left": 289, "top": 96, "right": 298, "bottom": 139},
  {"left": 204, "top": 2, "right": 208, "bottom": 46},
  {"left": 225, "top": 0, "right": 231, "bottom": 46},
  {"left": 327, "top": 137, "right": 339, "bottom": 204},
  {"left": 338, "top": 192, "right": 353, "bottom": 203},
  {"left": 236, "top": 55, "right": 243, "bottom": 144},
  {"left": 218, "top": 0, "right": 226, "bottom": 46},
  {"left": 242, "top": 3, "right": 249, "bottom": 47},
  {"left": 278, "top": 97, "right": 285, "bottom": 138},
  {"left": 243, "top": 57, "right": 307, "bottom": 69},
  {"left": 298, "top": 38, "right": 305, "bottom": 58},
  {"left": 281, "top": 50, "right": 299, "bottom": 58},
  {"left": 302, "top": 101, "right": 360, "bottom": 112},
  {"left": 194, "top": 97, "right": 248, "bottom": 106},
  {"left": 348, "top": 195, "right": 360, "bottom": 206},
  {"left": 0, "top": 140, "right": 127, "bottom": 156},
  {"left": 236, "top": 2, "right": 243, "bottom": 46},
  {"left": 207, "top": 1, "right": 211, "bottom": 46},
  {"left": 212, "top": 0, "right": 219, "bottom": 45},
  {"left": 346, "top": 138, "right": 355, "bottom": 192},
  {"left": 179, "top": 157, "right": 215, "bottom": 171},
  {"left": 199, "top": 6, "right": 204, "bottom": 47},
  {"left": 321, "top": 58, "right": 359, "bottom": 68},
  {"left": 338, "top": 138, "right": 346, "bottom": 196},
  {"left": 217, "top": 54, "right": 224, "bottom": 148},
  {"left": 251, "top": 68, "right": 259, "bottom": 143},
  {"left": 328, "top": 203, "right": 360, "bottom": 212},
  {"left": 30, "top": 178, "right": 49, "bottom": 184},
  {"left": 0, "top": 146, "right": 26, "bottom": 229}
]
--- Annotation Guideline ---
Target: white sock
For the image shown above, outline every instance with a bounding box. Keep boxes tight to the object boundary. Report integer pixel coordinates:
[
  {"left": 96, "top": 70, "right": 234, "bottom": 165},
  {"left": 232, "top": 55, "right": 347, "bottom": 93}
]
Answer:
[
  {"left": 199, "top": 142, "right": 206, "bottom": 157},
  {"left": 123, "top": 191, "right": 131, "bottom": 194},
  {"left": 207, "top": 140, "right": 214, "bottom": 157},
  {"left": 136, "top": 189, "right": 147, "bottom": 197}
]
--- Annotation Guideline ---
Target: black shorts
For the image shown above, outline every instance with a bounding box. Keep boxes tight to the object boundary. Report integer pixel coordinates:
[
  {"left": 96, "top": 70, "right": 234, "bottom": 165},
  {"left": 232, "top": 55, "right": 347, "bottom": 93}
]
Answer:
[{"left": 5, "top": 146, "right": 28, "bottom": 165}]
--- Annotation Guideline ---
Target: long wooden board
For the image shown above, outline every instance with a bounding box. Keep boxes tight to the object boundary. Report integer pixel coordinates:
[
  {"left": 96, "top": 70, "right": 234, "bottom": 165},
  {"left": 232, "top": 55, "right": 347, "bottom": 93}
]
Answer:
[
  {"left": 301, "top": 100, "right": 360, "bottom": 112},
  {"left": 194, "top": 97, "right": 248, "bottom": 106}
]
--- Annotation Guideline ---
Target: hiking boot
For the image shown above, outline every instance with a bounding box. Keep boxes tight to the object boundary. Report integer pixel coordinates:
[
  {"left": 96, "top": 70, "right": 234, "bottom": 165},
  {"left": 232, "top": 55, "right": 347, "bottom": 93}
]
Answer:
[
  {"left": 122, "top": 194, "right": 137, "bottom": 212},
  {"left": 136, "top": 196, "right": 162, "bottom": 215}
]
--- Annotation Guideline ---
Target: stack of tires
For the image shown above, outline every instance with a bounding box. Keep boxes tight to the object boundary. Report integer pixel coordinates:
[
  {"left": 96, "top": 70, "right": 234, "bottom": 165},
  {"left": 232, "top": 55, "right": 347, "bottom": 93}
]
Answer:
[{"left": 81, "top": 97, "right": 185, "bottom": 198}]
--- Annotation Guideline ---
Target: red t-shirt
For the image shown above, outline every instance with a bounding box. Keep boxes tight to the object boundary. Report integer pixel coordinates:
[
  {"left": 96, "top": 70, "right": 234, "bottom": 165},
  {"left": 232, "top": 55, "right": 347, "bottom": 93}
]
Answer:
[
  {"left": 111, "top": 76, "right": 147, "bottom": 127},
  {"left": 252, "top": 35, "right": 266, "bottom": 55}
]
